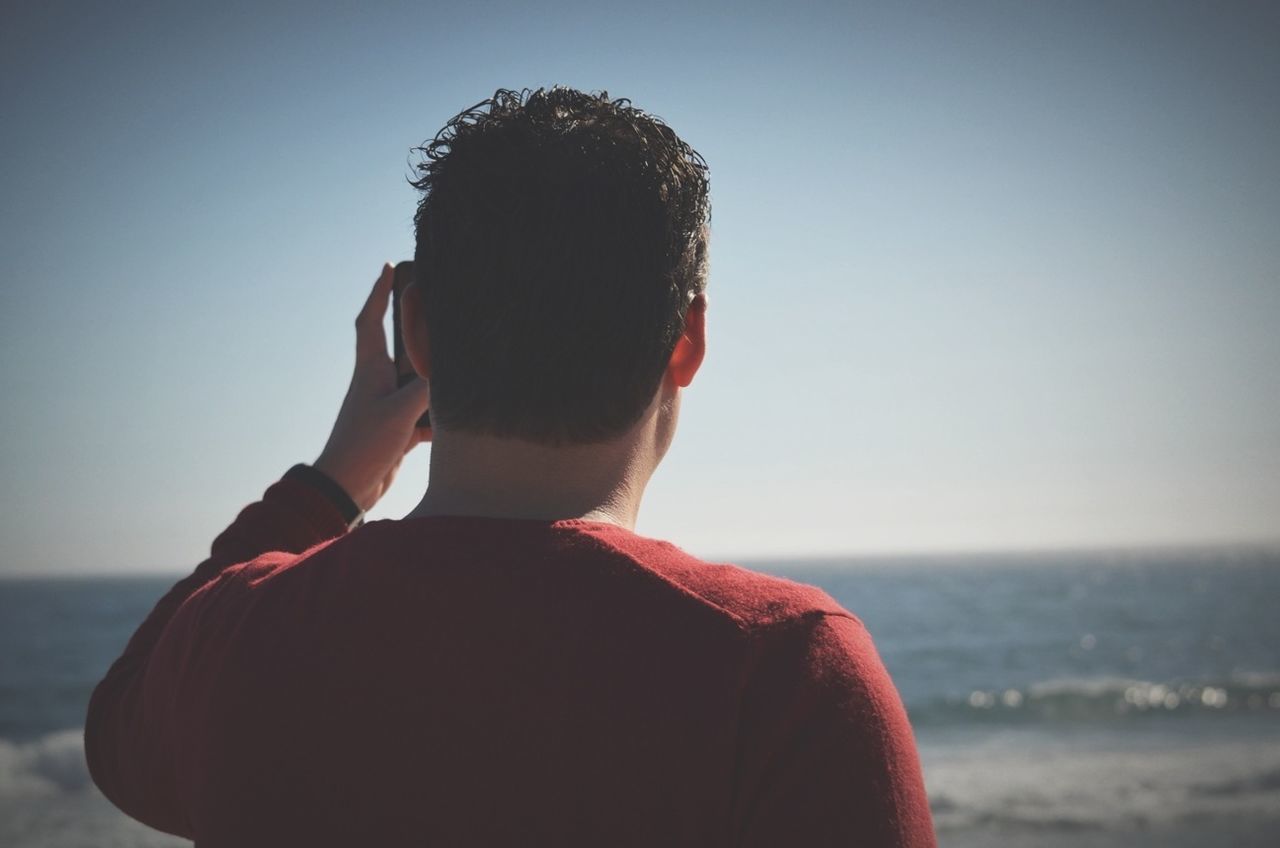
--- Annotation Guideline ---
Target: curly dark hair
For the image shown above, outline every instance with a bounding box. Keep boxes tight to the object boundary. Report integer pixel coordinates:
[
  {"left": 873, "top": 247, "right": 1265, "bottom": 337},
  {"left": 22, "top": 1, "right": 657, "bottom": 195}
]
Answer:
[{"left": 407, "top": 86, "right": 711, "bottom": 445}]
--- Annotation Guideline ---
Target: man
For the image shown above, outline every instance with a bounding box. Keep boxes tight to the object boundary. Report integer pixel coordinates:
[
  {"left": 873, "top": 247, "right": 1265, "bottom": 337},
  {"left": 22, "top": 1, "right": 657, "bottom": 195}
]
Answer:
[{"left": 85, "top": 86, "right": 936, "bottom": 846}]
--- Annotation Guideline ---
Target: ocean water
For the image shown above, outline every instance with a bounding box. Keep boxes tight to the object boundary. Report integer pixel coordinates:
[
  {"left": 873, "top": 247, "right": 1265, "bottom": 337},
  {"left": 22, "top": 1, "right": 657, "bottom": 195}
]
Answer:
[{"left": 2, "top": 546, "right": 1278, "bottom": 846}]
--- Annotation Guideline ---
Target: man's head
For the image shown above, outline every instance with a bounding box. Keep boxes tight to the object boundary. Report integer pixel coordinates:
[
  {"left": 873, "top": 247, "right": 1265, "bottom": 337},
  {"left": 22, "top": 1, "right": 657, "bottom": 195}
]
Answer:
[{"left": 401, "top": 86, "right": 710, "bottom": 447}]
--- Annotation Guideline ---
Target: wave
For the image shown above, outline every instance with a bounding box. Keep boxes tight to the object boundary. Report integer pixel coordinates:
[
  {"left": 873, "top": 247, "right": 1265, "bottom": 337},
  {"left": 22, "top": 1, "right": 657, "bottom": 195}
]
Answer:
[
  {"left": 0, "top": 728, "right": 194, "bottom": 848},
  {"left": 0, "top": 728, "right": 90, "bottom": 797},
  {"left": 909, "top": 672, "right": 1280, "bottom": 726}
]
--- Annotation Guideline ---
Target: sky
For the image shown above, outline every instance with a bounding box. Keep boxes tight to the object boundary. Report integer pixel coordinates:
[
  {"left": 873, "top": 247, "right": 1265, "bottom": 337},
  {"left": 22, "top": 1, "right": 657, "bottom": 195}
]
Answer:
[{"left": 2, "top": 0, "right": 1278, "bottom": 575}]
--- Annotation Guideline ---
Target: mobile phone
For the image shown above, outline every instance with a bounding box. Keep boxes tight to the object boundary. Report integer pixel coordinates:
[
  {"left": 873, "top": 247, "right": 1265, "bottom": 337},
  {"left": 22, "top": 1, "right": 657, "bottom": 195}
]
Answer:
[{"left": 391, "top": 260, "right": 431, "bottom": 429}]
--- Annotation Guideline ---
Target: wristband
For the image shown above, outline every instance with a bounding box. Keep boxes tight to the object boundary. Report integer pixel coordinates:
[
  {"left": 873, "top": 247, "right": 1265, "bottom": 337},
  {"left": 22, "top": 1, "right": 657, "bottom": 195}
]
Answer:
[{"left": 284, "top": 463, "right": 365, "bottom": 529}]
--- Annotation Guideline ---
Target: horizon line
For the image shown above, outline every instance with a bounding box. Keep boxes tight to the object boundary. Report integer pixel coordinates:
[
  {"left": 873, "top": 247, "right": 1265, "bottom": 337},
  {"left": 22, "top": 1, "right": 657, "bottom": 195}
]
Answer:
[{"left": 5, "top": 537, "right": 1279, "bottom": 580}]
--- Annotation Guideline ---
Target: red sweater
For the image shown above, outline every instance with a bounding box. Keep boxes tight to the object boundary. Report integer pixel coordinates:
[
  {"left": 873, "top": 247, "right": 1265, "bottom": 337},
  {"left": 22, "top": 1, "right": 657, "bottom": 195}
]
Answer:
[{"left": 85, "top": 470, "right": 936, "bottom": 847}]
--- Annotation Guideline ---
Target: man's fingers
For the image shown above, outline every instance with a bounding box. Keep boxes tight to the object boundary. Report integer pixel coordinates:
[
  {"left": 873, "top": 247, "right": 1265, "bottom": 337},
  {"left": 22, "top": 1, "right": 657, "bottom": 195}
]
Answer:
[
  {"left": 355, "top": 262, "right": 395, "bottom": 361},
  {"left": 391, "top": 374, "right": 431, "bottom": 419}
]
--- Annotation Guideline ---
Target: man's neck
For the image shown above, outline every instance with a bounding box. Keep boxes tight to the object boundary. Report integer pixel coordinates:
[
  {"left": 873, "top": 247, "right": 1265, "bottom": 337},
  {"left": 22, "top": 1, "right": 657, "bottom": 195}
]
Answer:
[{"left": 403, "top": 429, "right": 654, "bottom": 530}]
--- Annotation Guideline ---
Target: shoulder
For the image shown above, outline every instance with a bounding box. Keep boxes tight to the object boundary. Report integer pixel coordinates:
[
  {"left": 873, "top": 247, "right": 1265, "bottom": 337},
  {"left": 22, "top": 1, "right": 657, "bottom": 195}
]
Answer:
[
  {"left": 731, "top": 610, "right": 936, "bottom": 846},
  {"left": 576, "top": 524, "right": 852, "bottom": 630},
  {"left": 751, "top": 611, "right": 895, "bottom": 713},
  {"left": 181, "top": 534, "right": 347, "bottom": 616}
]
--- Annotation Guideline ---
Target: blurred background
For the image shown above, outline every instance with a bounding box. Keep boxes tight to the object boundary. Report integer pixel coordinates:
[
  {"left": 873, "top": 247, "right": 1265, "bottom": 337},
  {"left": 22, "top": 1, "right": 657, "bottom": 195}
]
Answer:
[{"left": 2, "top": 1, "right": 1277, "bottom": 845}]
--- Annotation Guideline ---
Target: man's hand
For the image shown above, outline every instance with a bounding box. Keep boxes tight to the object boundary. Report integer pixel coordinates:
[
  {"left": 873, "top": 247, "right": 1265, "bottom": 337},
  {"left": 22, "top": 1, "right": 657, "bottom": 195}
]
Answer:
[{"left": 313, "top": 262, "right": 432, "bottom": 513}]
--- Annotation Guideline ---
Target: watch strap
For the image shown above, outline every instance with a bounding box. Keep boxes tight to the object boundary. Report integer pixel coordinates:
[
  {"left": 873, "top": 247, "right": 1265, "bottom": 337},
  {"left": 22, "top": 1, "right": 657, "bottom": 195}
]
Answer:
[{"left": 284, "top": 463, "right": 365, "bottom": 529}]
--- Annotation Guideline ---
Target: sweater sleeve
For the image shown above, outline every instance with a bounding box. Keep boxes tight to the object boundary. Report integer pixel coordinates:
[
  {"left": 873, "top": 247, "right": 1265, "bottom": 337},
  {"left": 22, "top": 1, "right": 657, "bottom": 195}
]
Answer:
[
  {"left": 83, "top": 469, "right": 352, "bottom": 837},
  {"left": 731, "top": 612, "right": 936, "bottom": 847}
]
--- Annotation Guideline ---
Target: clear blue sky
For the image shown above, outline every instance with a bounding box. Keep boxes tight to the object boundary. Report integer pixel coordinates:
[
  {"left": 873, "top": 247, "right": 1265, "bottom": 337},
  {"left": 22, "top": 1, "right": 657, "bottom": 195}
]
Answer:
[{"left": 3, "top": 1, "right": 1277, "bottom": 575}]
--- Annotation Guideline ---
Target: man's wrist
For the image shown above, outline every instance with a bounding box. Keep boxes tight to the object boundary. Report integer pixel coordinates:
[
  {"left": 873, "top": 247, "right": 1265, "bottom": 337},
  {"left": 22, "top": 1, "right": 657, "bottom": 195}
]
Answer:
[{"left": 284, "top": 463, "right": 365, "bottom": 529}]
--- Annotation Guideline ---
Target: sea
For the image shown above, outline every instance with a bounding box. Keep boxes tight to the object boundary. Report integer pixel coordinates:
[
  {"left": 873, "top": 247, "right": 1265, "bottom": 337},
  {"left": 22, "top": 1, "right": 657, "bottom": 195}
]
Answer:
[{"left": 2, "top": 545, "right": 1278, "bottom": 847}]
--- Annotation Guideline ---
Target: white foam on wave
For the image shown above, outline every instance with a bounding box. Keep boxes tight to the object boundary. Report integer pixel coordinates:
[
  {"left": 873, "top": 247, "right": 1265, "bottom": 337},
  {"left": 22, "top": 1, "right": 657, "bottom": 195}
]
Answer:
[
  {"left": 942, "top": 672, "right": 1280, "bottom": 724},
  {"left": 0, "top": 728, "right": 91, "bottom": 797},
  {"left": 1230, "top": 669, "right": 1280, "bottom": 689},
  {"left": 1025, "top": 675, "right": 1141, "bottom": 698},
  {"left": 0, "top": 729, "right": 190, "bottom": 847}
]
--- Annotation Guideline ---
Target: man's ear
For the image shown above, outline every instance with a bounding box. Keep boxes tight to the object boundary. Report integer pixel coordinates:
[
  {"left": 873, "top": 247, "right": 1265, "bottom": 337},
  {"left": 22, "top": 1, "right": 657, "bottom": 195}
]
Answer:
[
  {"left": 401, "top": 281, "right": 432, "bottom": 380},
  {"left": 667, "top": 292, "right": 707, "bottom": 388}
]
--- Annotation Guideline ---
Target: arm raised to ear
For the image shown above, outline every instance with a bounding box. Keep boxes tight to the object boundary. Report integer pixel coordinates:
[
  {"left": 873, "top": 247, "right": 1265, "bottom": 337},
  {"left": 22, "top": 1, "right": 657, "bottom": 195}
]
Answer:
[{"left": 83, "top": 468, "right": 351, "bottom": 836}]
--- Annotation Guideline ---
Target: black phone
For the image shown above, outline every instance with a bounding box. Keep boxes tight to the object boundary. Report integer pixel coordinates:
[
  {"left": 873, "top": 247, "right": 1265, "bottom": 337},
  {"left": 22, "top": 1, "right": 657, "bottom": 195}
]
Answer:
[{"left": 391, "top": 260, "right": 431, "bottom": 429}]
